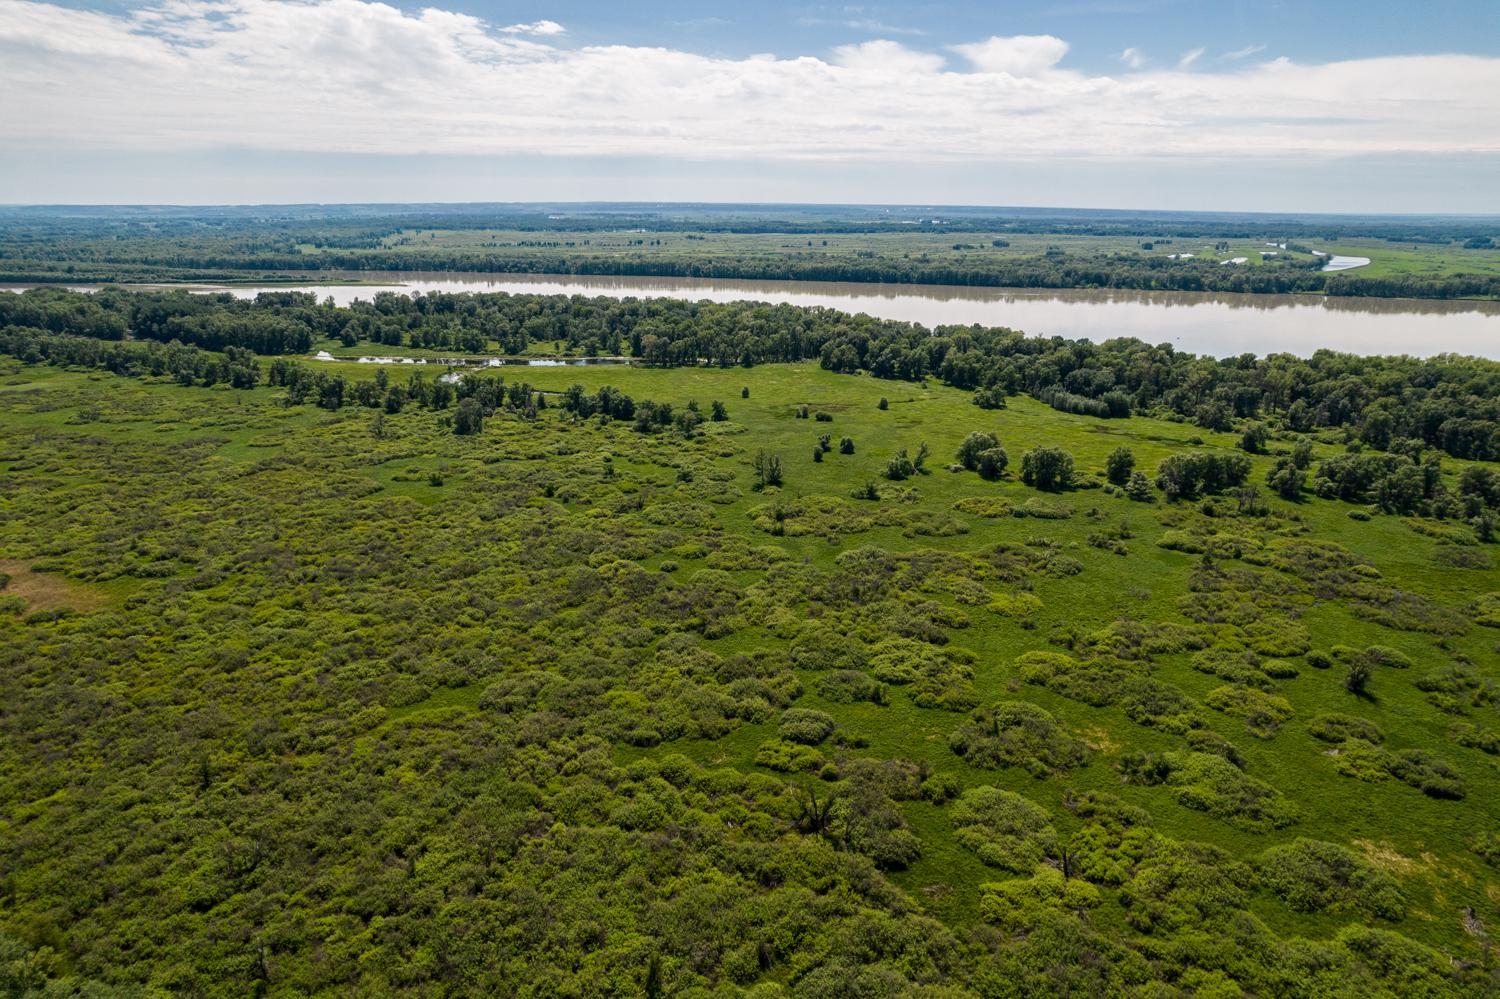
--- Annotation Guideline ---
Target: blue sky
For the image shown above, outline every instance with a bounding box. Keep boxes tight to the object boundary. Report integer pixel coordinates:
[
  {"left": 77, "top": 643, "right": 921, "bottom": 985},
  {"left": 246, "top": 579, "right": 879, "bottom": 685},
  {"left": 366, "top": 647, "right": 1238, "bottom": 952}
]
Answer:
[
  {"left": 455, "top": 0, "right": 1498, "bottom": 68},
  {"left": 2, "top": 0, "right": 1498, "bottom": 210}
]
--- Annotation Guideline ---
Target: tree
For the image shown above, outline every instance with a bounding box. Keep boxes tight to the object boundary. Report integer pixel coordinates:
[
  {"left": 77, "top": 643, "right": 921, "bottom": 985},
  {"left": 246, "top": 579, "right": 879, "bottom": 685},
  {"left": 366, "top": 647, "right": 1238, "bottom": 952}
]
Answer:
[
  {"left": 1292, "top": 439, "right": 1314, "bottom": 469},
  {"left": 1361, "top": 410, "right": 1394, "bottom": 451},
  {"left": 1020, "top": 447, "right": 1074, "bottom": 492},
  {"left": 1239, "top": 423, "right": 1269, "bottom": 454},
  {"left": 741, "top": 386, "right": 749, "bottom": 399},
  {"left": 957, "top": 431, "right": 999, "bottom": 471},
  {"left": 839, "top": 437, "right": 855, "bottom": 455},
  {"left": 878, "top": 397, "right": 889, "bottom": 410},
  {"left": 753, "top": 450, "right": 783, "bottom": 489},
  {"left": 383, "top": 387, "right": 404, "bottom": 414},
  {"left": 1195, "top": 400, "right": 1233, "bottom": 432},
  {"left": 1375, "top": 465, "right": 1425, "bottom": 515},
  {"left": 1105, "top": 447, "right": 1135, "bottom": 486},
  {"left": 885, "top": 450, "right": 915, "bottom": 481},
  {"left": 818, "top": 433, "right": 833, "bottom": 453},
  {"left": 1266, "top": 459, "right": 1305, "bottom": 501},
  {"left": 710, "top": 400, "right": 728, "bottom": 421},
  {"left": 813, "top": 447, "right": 823, "bottom": 463},
  {"left": 977, "top": 447, "right": 1009, "bottom": 481},
  {"left": 973, "top": 386, "right": 1006, "bottom": 410},
  {"left": 1345, "top": 660, "right": 1372, "bottom": 697},
  {"left": 1125, "top": 470, "right": 1154, "bottom": 501},
  {"left": 453, "top": 397, "right": 483, "bottom": 435}
]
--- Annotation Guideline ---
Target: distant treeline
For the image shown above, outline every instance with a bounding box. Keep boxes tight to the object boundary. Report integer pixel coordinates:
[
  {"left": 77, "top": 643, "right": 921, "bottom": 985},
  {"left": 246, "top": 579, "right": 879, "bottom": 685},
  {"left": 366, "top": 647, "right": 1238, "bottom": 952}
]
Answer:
[
  {"left": 6, "top": 248, "right": 1499, "bottom": 299},
  {"left": 6, "top": 286, "right": 1500, "bottom": 461},
  {"left": 3, "top": 207, "right": 1498, "bottom": 299},
  {"left": 5, "top": 203, "right": 1497, "bottom": 240}
]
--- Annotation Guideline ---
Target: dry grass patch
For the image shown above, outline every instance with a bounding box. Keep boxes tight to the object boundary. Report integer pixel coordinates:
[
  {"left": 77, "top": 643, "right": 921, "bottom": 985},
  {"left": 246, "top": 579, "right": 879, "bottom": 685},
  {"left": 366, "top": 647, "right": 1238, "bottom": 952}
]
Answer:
[{"left": 0, "top": 560, "right": 109, "bottom": 614}]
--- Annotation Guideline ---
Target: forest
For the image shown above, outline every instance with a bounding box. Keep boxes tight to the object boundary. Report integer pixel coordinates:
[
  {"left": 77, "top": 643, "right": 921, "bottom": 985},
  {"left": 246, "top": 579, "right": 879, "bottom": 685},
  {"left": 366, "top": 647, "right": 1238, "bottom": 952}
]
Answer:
[
  {"left": 2, "top": 283, "right": 1500, "bottom": 996},
  {"left": 1, "top": 205, "right": 1497, "bottom": 299},
  {"left": 8, "top": 286, "right": 1500, "bottom": 464}
]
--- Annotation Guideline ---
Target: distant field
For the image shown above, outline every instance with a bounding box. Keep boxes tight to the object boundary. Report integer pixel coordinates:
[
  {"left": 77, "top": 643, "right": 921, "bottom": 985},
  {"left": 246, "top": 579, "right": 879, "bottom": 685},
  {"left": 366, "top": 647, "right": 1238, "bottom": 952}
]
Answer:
[
  {"left": 373, "top": 226, "right": 1500, "bottom": 282},
  {"left": 3, "top": 204, "right": 1497, "bottom": 298}
]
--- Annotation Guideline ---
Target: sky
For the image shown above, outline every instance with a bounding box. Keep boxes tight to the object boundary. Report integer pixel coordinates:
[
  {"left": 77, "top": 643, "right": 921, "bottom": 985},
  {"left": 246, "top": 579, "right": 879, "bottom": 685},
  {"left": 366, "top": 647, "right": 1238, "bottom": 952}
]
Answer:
[{"left": 1, "top": 0, "right": 1498, "bottom": 211}]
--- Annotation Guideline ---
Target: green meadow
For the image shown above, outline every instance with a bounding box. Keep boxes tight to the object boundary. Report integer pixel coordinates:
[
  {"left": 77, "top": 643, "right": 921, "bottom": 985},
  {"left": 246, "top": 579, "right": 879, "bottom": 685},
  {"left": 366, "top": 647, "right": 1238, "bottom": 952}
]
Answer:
[{"left": 3, "top": 350, "right": 1499, "bottom": 996}]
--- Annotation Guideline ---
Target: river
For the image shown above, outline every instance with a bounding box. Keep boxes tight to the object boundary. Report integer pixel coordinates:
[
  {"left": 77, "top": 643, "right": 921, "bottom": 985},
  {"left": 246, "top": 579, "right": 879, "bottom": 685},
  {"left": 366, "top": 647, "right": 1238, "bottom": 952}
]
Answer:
[{"left": 9, "top": 272, "right": 1500, "bottom": 359}]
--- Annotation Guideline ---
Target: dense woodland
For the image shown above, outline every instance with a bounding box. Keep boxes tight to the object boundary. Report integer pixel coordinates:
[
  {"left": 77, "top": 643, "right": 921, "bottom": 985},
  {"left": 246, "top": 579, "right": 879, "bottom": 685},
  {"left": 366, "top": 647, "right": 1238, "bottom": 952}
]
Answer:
[
  {"left": 8, "top": 286, "right": 1500, "bottom": 464},
  {"left": 3, "top": 282, "right": 1500, "bottom": 996}
]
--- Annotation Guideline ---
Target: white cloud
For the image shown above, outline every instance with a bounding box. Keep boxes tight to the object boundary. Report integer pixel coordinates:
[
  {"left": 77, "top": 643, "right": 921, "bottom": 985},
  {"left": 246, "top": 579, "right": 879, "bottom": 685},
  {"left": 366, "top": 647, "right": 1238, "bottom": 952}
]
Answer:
[
  {"left": 0, "top": 0, "right": 1497, "bottom": 165},
  {"left": 1118, "top": 47, "right": 1146, "bottom": 70},
  {"left": 1178, "top": 47, "right": 1205, "bottom": 70},
  {"left": 500, "top": 19, "right": 563, "bottom": 36},
  {"left": 831, "top": 38, "right": 945, "bottom": 73},
  {"left": 1224, "top": 44, "right": 1266, "bottom": 61},
  {"left": 951, "top": 34, "right": 1068, "bottom": 76}
]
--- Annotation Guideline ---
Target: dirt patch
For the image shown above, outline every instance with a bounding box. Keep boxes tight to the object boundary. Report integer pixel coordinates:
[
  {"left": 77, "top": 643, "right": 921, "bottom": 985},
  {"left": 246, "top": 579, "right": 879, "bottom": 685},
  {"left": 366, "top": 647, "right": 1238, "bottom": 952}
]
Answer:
[
  {"left": 0, "top": 560, "right": 107, "bottom": 614},
  {"left": 1078, "top": 726, "right": 1120, "bottom": 753},
  {"left": 1353, "top": 838, "right": 1421, "bottom": 877}
]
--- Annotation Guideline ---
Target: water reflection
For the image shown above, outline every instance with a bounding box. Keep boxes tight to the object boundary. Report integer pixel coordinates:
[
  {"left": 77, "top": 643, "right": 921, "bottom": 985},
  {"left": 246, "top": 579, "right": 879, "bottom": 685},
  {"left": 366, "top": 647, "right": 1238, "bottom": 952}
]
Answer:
[{"left": 7, "top": 272, "right": 1499, "bottom": 358}]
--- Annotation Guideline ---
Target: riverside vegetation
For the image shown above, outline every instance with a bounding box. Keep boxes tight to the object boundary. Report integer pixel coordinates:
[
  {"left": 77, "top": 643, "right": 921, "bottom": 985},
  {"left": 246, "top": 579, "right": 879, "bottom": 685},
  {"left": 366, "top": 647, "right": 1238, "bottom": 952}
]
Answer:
[
  {"left": 2, "top": 204, "right": 1498, "bottom": 298},
  {"left": 2, "top": 290, "right": 1500, "bottom": 996}
]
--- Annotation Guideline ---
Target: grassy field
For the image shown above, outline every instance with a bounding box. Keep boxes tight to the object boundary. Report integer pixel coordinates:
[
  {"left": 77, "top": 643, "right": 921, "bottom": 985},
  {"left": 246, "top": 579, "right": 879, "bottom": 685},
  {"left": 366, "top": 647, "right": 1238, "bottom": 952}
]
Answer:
[
  {"left": 2, "top": 356, "right": 1499, "bottom": 994},
  {"left": 376, "top": 226, "right": 1500, "bottom": 282}
]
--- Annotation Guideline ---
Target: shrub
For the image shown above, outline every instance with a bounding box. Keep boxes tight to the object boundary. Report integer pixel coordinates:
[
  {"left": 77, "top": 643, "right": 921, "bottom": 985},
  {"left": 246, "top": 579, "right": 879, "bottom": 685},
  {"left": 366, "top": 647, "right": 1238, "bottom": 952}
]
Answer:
[
  {"left": 878, "top": 397, "right": 888, "bottom": 410},
  {"left": 1332, "top": 742, "right": 1466, "bottom": 799},
  {"left": 817, "top": 670, "right": 887, "bottom": 705},
  {"left": 1205, "top": 684, "right": 1294, "bottom": 738},
  {"left": 885, "top": 444, "right": 929, "bottom": 480},
  {"left": 779, "top": 707, "right": 837, "bottom": 745},
  {"left": 1307, "top": 713, "right": 1384, "bottom": 744},
  {"left": 950, "top": 787, "right": 1058, "bottom": 873},
  {"left": 839, "top": 436, "right": 855, "bottom": 455},
  {"left": 948, "top": 701, "right": 1089, "bottom": 777},
  {"left": 1123, "top": 751, "right": 1297, "bottom": 830},
  {"left": 1257, "top": 839, "right": 1404, "bottom": 919},
  {"left": 1186, "top": 729, "right": 1246, "bottom": 768},
  {"left": 952, "top": 496, "right": 1012, "bottom": 518},
  {"left": 978, "top": 868, "right": 1101, "bottom": 932},
  {"left": 755, "top": 738, "right": 824, "bottom": 772},
  {"left": 1305, "top": 650, "right": 1334, "bottom": 670}
]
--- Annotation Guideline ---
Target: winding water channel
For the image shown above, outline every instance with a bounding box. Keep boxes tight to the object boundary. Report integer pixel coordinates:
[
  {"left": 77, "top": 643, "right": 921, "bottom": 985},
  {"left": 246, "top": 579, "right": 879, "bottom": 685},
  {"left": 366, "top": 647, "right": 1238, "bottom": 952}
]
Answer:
[{"left": 10, "top": 271, "right": 1500, "bottom": 358}]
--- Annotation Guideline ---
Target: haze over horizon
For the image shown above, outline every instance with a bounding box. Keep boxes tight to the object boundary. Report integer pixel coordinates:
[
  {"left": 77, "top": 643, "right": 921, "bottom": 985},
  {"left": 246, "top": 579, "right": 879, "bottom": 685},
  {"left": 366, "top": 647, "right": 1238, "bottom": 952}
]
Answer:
[{"left": 2, "top": 0, "right": 1498, "bottom": 210}]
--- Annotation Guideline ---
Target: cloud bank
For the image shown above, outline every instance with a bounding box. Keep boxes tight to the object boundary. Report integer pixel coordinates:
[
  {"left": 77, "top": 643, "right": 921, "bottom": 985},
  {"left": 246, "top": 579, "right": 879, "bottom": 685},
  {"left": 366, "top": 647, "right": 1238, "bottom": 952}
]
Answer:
[{"left": 2, "top": 0, "right": 1498, "bottom": 165}]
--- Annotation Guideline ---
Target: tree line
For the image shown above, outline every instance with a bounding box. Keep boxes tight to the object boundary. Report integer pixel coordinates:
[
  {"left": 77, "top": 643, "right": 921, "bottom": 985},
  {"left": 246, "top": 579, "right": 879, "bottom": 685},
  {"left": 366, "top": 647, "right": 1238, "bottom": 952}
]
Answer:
[{"left": 9, "top": 286, "right": 1500, "bottom": 460}]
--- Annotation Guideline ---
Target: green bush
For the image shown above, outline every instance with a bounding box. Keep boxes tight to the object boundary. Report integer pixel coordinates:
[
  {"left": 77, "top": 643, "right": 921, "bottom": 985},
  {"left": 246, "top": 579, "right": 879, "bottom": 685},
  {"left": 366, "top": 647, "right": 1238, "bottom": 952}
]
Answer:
[
  {"left": 948, "top": 701, "right": 1089, "bottom": 777},
  {"left": 1307, "top": 713, "right": 1384, "bottom": 744},
  {"left": 1257, "top": 838, "right": 1404, "bottom": 919},
  {"left": 950, "top": 787, "right": 1058, "bottom": 873},
  {"left": 779, "top": 707, "right": 837, "bottom": 745}
]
